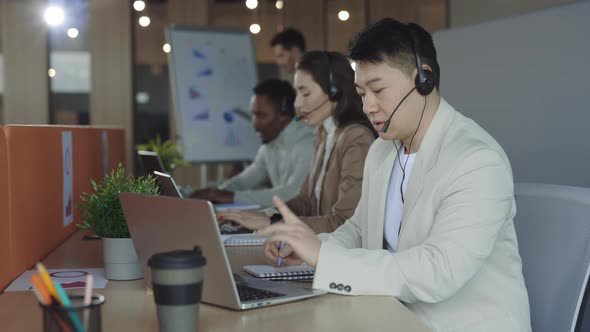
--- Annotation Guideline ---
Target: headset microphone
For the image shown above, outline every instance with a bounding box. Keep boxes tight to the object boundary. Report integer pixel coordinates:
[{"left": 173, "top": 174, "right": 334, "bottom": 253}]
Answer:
[
  {"left": 295, "top": 98, "right": 331, "bottom": 121},
  {"left": 380, "top": 86, "right": 417, "bottom": 133}
]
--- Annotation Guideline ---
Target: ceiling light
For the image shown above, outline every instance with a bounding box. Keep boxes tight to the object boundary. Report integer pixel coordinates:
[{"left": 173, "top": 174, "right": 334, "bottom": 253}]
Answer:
[
  {"left": 246, "top": 0, "right": 258, "bottom": 10},
  {"left": 249, "top": 24, "right": 261, "bottom": 34},
  {"left": 338, "top": 10, "right": 350, "bottom": 21},
  {"left": 133, "top": 1, "right": 146, "bottom": 12},
  {"left": 138, "top": 16, "right": 151, "bottom": 27},
  {"left": 275, "top": 0, "right": 283, "bottom": 10},
  {"left": 44, "top": 6, "right": 65, "bottom": 26},
  {"left": 67, "top": 28, "right": 79, "bottom": 39},
  {"left": 163, "top": 43, "right": 171, "bottom": 53},
  {"left": 48, "top": 68, "right": 56, "bottom": 78}
]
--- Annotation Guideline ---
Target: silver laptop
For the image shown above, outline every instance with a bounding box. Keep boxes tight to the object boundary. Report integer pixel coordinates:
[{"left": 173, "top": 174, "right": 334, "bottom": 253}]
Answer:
[
  {"left": 151, "top": 171, "right": 246, "bottom": 234},
  {"left": 119, "top": 193, "right": 325, "bottom": 310}
]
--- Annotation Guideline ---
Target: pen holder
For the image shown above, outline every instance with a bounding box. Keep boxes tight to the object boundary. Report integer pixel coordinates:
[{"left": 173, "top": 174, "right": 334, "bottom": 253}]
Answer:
[{"left": 40, "top": 294, "right": 105, "bottom": 332}]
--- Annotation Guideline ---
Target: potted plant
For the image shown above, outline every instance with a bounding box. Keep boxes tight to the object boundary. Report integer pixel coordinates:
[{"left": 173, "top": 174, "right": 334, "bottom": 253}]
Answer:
[
  {"left": 136, "top": 134, "right": 188, "bottom": 173},
  {"left": 78, "top": 163, "right": 159, "bottom": 280}
]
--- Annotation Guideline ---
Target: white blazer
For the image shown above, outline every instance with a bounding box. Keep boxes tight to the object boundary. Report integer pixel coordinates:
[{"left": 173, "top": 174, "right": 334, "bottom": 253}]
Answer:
[{"left": 313, "top": 99, "right": 531, "bottom": 332}]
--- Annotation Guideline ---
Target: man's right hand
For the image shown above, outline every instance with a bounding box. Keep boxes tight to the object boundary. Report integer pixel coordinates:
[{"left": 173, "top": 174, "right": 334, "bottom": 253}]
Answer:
[
  {"left": 263, "top": 240, "right": 304, "bottom": 266},
  {"left": 255, "top": 196, "right": 321, "bottom": 267}
]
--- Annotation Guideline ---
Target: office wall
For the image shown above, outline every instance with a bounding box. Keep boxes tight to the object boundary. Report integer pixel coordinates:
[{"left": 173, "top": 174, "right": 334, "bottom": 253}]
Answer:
[
  {"left": 368, "top": 0, "right": 447, "bottom": 31},
  {"left": 1, "top": 0, "right": 49, "bottom": 125},
  {"left": 449, "top": 0, "right": 576, "bottom": 27},
  {"left": 434, "top": 1, "right": 590, "bottom": 187},
  {"left": 89, "top": 0, "right": 133, "bottom": 169}
]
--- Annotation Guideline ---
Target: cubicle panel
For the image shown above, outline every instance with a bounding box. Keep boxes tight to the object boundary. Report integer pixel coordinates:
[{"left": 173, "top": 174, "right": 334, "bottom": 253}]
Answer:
[
  {"left": 77, "top": 128, "right": 125, "bottom": 225},
  {"left": 102, "top": 128, "right": 125, "bottom": 172},
  {"left": 73, "top": 129, "right": 95, "bottom": 236},
  {"left": 1, "top": 126, "right": 126, "bottom": 280},
  {"left": 0, "top": 127, "right": 12, "bottom": 292},
  {"left": 3, "top": 126, "right": 90, "bottom": 275}
]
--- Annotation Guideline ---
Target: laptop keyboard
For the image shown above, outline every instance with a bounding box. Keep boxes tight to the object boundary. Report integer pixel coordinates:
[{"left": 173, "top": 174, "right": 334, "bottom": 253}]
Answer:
[{"left": 236, "top": 284, "right": 285, "bottom": 302}]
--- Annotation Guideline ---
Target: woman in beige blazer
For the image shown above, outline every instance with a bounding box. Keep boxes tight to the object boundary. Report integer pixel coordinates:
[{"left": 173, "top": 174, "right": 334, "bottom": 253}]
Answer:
[
  {"left": 218, "top": 51, "right": 376, "bottom": 233},
  {"left": 257, "top": 20, "right": 531, "bottom": 332}
]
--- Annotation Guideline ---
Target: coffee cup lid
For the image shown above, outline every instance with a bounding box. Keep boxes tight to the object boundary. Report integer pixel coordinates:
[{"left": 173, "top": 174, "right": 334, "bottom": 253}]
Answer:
[{"left": 148, "top": 246, "right": 206, "bottom": 269}]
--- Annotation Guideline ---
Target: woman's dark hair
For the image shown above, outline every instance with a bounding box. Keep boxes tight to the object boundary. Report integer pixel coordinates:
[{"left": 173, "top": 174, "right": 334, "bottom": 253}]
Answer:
[{"left": 296, "top": 51, "right": 376, "bottom": 136}]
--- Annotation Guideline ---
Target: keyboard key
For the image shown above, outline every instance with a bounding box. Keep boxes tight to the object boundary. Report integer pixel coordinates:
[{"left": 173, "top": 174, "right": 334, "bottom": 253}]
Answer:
[{"left": 236, "top": 284, "right": 285, "bottom": 302}]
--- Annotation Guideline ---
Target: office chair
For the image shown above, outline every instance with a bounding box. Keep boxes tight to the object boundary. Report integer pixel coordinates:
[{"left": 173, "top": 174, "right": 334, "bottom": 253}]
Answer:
[{"left": 514, "top": 182, "right": 590, "bottom": 332}]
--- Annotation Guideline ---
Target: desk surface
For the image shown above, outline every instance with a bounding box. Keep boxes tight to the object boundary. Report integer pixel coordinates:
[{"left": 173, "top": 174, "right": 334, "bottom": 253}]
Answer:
[{"left": 0, "top": 231, "right": 430, "bottom": 331}]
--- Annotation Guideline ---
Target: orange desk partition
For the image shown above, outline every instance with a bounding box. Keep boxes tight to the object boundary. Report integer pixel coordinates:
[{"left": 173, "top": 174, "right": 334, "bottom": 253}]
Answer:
[
  {"left": 105, "top": 129, "right": 126, "bottom": 171},
  {"left": 0, "top": 127, "right": 11, "bottom": 292},
  {"left": 2, "top": 125, "right": 125, "bottom": 282}
]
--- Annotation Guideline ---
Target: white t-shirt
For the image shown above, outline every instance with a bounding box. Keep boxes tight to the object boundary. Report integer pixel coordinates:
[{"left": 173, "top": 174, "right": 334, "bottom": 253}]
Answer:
[{"left": 384, "top": 146, "right": 417, "bottom": 253}]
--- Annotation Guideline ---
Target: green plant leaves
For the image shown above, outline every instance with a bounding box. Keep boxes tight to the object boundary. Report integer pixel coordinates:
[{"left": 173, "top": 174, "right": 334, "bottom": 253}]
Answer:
[
  {"left": 77, "top": 163, "right": 160, "bottom": 238},
  {"left": 135, "top": 134, "right": 188, "bottom": 172}
]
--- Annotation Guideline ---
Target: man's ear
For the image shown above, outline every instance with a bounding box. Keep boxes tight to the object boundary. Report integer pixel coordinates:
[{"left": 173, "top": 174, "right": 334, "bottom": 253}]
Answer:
[{"left": 422, "top": 64, "right": 433, "bottom": 73}]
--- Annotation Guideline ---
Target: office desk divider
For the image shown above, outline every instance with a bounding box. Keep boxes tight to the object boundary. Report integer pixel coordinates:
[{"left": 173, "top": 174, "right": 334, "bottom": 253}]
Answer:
[
  {"left": 0, "top": 125, "right": 125, "bottom": 292},
  {"left": 0, "top": 127, "right": 11, "bottom": 291}
]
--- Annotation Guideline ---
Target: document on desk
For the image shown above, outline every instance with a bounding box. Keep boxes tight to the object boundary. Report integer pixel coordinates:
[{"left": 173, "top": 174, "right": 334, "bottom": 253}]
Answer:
[
  {"left": 221, "top": 234, "right": 266, "bottom": 246},
  {"left": 4, "top": 268, "right": 108, "bottom": 292}
]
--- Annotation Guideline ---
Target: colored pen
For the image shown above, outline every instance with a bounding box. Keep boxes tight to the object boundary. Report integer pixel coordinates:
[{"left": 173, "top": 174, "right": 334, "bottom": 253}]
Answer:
[
  {"left": 30, "top": 275, "right": 73, "bottom": 332},
  {"left": 277, "top": 241, "right": 286, "bottom": 266},
  {"left": 54, "top": 281, "right": 85, "bottom": 332},
  {"left": 82, "top": 274, "right": 94, "bottom": 331},
  {"left": 31, "top": 274, "right": 53, "bottom": 305},
  {"left": 35, "top": 262, "right": 59, "bottom": 299}
]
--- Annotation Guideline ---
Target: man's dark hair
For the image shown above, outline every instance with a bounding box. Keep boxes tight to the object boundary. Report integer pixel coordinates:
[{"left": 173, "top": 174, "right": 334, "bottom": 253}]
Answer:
[
  {"left": 253, "top": 79, "right": 296, "bottom": 117},
  {"left": 296, "top": 51, "right": 376, "bottom": 136},
  {"left": 270, "top": 28, "right": 306, "bottom": 52},
  {"left": 347, "top": 18, "right": 440, "bottom": 89}
]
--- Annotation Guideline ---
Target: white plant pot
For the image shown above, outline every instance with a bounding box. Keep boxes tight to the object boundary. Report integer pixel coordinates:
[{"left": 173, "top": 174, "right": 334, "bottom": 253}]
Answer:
[{"left": 102, "top": 237, "right": 144, "bottom": 280}]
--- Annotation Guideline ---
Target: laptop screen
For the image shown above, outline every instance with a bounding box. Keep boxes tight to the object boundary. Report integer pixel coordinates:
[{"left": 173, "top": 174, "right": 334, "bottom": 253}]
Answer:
[
  {"left": 153, "top": 171, "right": 183, "bottom": 198},
  {"left": 137, "top": 150, "right": 166, "bottom": 175}
]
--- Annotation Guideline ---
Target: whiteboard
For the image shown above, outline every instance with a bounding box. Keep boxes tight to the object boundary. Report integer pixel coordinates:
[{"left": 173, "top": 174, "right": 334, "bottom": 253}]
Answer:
[
  {"left": 433, "top": 1, "right": 590, "bottom": 187},
  {"left": 167, "top": 26, "right": 260, "bottom": 162}
]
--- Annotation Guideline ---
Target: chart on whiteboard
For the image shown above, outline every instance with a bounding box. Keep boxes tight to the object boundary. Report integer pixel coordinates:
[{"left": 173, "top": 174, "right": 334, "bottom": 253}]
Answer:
[{"left": 168, "top": 27, "right": 260, "bottom": 162}]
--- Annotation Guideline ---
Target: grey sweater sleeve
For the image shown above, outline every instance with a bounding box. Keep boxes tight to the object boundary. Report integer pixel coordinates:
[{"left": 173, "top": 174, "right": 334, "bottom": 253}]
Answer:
[
  {"left": 232, "top": 142, "right": 314, "bottom": 208},
  {"left": 218, "top": 146, "right": 268, "bottom": 192}
]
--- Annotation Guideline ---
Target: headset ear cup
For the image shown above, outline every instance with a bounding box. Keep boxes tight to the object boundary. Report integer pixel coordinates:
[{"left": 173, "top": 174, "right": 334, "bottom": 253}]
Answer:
[
  {"left": 415, "top": 69, "right": 435, "bottom": 96},
  {"left": 280, "top": 98, "right": 287, "bottom": 114}
]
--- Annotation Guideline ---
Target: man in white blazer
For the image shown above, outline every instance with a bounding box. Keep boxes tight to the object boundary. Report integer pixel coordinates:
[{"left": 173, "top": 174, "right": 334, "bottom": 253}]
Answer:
[{"left": 257, "top": 19, "right": 531, "bottom": 331}]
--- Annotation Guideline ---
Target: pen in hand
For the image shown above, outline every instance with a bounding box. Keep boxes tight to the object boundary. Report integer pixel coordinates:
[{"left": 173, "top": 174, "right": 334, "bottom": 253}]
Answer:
[{"left": 277, "top": 241, "right": 286, "bottom": 266}]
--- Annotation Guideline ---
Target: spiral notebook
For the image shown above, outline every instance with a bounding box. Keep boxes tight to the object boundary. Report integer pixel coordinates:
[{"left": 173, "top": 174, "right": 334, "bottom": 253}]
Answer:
[
  {"left": 242, "top": 264, "right": 315, "bottom": 281},
  {"left": 221, "top": 234, "right": 266, "bottom": 246}
]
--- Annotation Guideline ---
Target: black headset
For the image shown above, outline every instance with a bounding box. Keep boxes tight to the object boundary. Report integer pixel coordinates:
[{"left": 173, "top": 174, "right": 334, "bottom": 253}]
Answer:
[
  {"left": 325, "top": 51, "right": 340, "bottom": 101},
  {"left": 278, "top": 81, "right": 294, "bottom": 115},
  {"left": 405, "top": 23, "right": 435, "bottom": 96},
  {"left": 280, "top": 97, "right": 289, "bottom": 114}
]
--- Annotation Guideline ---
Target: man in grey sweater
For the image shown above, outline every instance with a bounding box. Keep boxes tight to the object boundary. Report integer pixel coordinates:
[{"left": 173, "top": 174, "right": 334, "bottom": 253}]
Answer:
[{"left": 191, "top": 79, "right": 314, "bottom": 208}]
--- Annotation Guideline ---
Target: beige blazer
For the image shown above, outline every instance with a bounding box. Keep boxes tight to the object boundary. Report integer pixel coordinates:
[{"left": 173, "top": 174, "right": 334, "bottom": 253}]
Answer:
[
  {"left": 286, "top": 123, "right": 375, "bottom": 233},
  {"left": 313, "top": 99, "right": 531, "bottom": 332}
]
